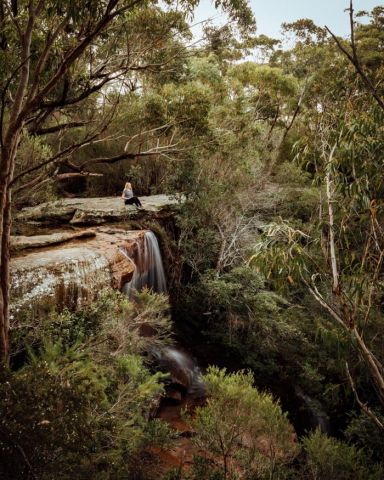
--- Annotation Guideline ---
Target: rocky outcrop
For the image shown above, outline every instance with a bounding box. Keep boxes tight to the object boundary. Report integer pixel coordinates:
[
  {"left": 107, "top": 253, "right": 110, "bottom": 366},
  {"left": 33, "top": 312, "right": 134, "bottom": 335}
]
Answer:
[
  {"left": 10, "top": 230, "right": 96, "bottom": 253},
  {"left": 16, "top": 194, "right": 180, "bottom": 226},
  {"left": 10, "top": 227, "right": 148, "bottom": 315}
]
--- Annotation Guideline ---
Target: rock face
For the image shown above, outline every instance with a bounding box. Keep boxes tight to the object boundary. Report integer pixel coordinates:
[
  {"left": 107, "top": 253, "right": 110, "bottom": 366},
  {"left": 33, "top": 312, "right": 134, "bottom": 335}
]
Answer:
[
  {"left": 10, "top": 230, "right": 96, "bottom": 253},
  {"left": 16, "top": 194, "right": 180, "bottom": 226},
  {"left": 10, "top": 228, "right": 148, "bottom": 315}
]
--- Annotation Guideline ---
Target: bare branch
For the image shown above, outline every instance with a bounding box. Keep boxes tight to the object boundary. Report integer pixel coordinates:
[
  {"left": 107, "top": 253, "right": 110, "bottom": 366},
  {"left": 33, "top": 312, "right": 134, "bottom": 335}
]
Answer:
[
  {"left": 346, "top": 362, "right": 384, "bottom": 431},
  {"left": 12, "top": 172, "right": 46, "bottom": 194},
  {"left": 324, "top": 143, "right": 339, "bottom": 293},
  {"left": 352, "top": 327, "right": 384, "bottom": 403},
  {"left": 14, "top": 170, "right": 103, "bottom": 195},
  {"left": 325, "top": 1, "right": 384, "bottom": 111},
  {"left": 27, "top": 15, "right": 70, "bottom": 102},
  {"left": 0, "top": 54, "right": 33, "bottom": 149},
  {"left": 79, "top": 144, "right": 181, "bottom": 169},
  {"left": 10, "top": 128, "right": 102, "bottom": 186},
  {"left": 124, "top": 123, "right": 173, "bottom": 152},
  {"left": 304, "top": 276, "right": 347, "bottom": 331},
  {"left": 25, "top": 0, "right": 143, "bottom": 113}
]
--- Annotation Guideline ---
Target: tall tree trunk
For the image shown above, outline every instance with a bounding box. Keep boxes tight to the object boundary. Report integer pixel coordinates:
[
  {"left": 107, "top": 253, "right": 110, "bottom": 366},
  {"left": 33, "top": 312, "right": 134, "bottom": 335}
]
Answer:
[
  {"left": 325, "top": 169, "right": 339, "bottom": 293},
  {"left": 0, "top": 141, "right": 18, "bottom": 365},
  {"left": 0, "top": 192, "right": 11, "bottom": 364},
  {"left": 0, "top": 157, "right": 12, "bottom": 364}
]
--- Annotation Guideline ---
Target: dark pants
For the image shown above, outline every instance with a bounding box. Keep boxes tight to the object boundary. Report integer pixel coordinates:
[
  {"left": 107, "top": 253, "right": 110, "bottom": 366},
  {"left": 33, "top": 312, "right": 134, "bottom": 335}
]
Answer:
[{"left": 124, "top": 196, "right": 142, "bottom": 207}]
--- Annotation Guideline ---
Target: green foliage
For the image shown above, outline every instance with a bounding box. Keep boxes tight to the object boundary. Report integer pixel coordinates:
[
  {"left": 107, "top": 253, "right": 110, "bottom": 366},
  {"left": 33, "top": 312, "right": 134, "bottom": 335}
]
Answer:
[
  {"left": 300, "top": 429, "right": 383, "bottom": 480},
  {"left": 189, "top": 55, "right": 223, "bottom": 86},
  {"left": 6, "top": 0, "right": 384, "bottom": 471},
  {"left": 2, "top": 290, "right": 175, "bottom": 479},
  {"left": 13, "top": 133, "right": 57, "bottom": 206},
  {"left": 12, "top": 288, "right": 172, "bottom": 356},
  {"left": 164, "top": 81, "right": 214, "bottom": 135},
  {"left": 345, "top": 413, "right": 384, "bottom": 461},
  {"left": 189, "top": 367, "right": 298, "bottom": 479},
  {"left": 0, "top": 343, "right": 173, "bottom": 479}
]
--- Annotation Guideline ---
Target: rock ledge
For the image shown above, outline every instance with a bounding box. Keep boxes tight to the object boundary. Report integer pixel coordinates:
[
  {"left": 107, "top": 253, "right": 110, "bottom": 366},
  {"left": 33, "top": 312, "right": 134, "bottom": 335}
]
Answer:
[{"left": 16, "top": 194, "right": 180, "bottom": 226}]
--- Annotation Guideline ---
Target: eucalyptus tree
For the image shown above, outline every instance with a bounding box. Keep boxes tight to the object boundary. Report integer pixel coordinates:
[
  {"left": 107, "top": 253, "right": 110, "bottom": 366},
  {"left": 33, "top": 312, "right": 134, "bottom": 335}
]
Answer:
[
  {"left": 251, "top": 96, "right": 384, "bottom": 432},
  {"left": 250, "top": 4, "right": 384, "bottom": 431},
  {"left": 0, "top": 0, "right": 256, "bottom": 363}
]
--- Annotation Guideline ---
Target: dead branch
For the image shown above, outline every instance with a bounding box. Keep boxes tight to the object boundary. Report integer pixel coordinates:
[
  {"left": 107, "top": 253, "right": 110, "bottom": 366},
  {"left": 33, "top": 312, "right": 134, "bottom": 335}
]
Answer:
[
  {"left": 325, "top": 1, "right": 384, "bottom": 111},
  {"left": 346, "top": 362, "right": 384, "bottom": 431},
  {"left": 14, "top": 170, "right": 103, "bottom": 194},
  {"left": 79, "top": 142, "right": 183, "bottom": 169}
]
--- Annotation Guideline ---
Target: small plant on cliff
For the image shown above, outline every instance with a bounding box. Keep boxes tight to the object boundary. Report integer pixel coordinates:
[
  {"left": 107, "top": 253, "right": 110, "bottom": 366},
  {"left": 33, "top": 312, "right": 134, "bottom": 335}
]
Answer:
[{"left": 188, "top": 367, "right": 298, "bottom": 480}]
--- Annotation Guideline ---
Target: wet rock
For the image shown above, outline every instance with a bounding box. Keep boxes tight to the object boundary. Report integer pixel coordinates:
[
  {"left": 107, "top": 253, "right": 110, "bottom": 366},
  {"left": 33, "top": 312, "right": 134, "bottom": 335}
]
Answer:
[
  {"left": 10, "top": 247, "right": 111, "bottom": 313},
  {"left": 153, "top": 347, "right": 206, "bottom": 397},
  {"left": 16, "top": 195, "right": 180, "bottom": 226},
  {"left": 165, "top": 389, "right": 183, "bottom": 404}
]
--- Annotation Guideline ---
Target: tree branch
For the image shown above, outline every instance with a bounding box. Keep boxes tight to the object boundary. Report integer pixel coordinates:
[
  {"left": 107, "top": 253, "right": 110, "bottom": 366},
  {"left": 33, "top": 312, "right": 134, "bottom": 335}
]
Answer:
[
  {"left": 33, "top": 121, "right": 92, "bottom": 136},
  {"left": 25, "top": 0, "right": 143, "bottom": 113},
  {"left": 325, "top": 1, "right": 384, "bottom": 111},
  {"left": 346, "top": 362, "right": 384, "bottom": 431}
]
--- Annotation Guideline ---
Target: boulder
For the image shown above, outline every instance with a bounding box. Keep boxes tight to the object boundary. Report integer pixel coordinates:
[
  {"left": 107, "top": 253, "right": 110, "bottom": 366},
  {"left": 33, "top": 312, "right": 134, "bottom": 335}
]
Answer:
[
  {"left": 16, "top": 194, "right": 180, "bottom": 226},
  {"left": 11, "top": 247, "right": 111, "bottom": 313}
]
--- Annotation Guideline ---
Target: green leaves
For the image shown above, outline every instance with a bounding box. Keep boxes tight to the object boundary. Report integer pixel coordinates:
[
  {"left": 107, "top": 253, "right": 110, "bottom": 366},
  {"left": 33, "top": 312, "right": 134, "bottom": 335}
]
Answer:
[
  {"left": 302, "top": 429, "right": 383, "bottom": 480},
  {"left": 250, "top": 219, "right": 313, "bottom": 289},
  {"left": 0, "top": 289, "right": 174, "bottom": 479},
  {"left": 189, "top": 367, "right": 298, "bottom": 478}
]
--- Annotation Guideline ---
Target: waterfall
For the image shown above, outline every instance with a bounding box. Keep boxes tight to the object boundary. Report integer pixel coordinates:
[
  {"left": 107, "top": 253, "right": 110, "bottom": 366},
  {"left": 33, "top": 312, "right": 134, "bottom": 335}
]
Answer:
[
  {"left": 294, "top": 386, "right": 331, "bottom": 434},
  {"left": 121, "top": 229, "right": 205, "bottom": 400},
  {"left": 152, "top": 346, "right": 206, "bottom": 400},
  {"left": 122, "top": 231, "right": 167, "bottom": 296}
]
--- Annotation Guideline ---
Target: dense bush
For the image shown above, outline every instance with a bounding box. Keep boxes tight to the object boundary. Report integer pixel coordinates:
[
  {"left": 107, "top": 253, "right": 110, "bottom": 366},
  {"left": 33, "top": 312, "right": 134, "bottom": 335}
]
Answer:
[
  {"left": 299, "top": 429, "right": 383, "bottom": 480},
  {"left": 1, "top": 290, "right": 175, "bottom": 479},
  {"left": 188, "top": 367, "right": 298, "bottom": 480}
]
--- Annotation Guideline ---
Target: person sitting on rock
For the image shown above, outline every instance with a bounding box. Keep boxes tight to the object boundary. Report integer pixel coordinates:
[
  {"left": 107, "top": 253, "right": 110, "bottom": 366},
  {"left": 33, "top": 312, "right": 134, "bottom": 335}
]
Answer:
[{"left": 121, "top": 181, "right": 142, "bottom": 208}]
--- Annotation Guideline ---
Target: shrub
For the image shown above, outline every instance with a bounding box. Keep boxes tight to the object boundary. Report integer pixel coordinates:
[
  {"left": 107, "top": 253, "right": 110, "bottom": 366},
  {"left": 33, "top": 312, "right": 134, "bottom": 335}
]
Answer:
[
  {"left": 1, "top": 290, "right": 175, "bottom": 479},
  {"left": 300, "top": 429, "right": 383, "bottom": 480},
  {"left": 189, "top": 367, "right": 298, "bottom": 480}
]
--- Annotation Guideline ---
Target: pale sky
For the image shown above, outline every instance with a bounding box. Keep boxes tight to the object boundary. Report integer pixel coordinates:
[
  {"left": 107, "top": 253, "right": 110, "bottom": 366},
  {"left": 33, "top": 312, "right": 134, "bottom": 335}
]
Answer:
[{"left": 192, "top": 0, "right": 381, "bottom": 39}]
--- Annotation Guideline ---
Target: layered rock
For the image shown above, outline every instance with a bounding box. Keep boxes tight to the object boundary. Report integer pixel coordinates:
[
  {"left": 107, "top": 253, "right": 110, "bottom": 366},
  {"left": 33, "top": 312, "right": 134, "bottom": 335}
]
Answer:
[
  {"left": 10, "top": 230, "right": 96, "bottom": 253},
  {"left": 16, "top": 194, "right": 180, "bottom": 226},
  {"left": 10, "top": 228, "right": 147, "bottom": 315}
]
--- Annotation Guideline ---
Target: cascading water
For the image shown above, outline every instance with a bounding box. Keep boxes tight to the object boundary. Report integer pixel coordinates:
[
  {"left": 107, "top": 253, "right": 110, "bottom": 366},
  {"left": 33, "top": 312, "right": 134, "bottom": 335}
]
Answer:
[
  {"left": 152, "top": 346, "right": 206, "bottom": 400},
  {"left": 121, "top": 231, "right": 167, "bottom": 296},
  {"left": 121, "top": 230, "right": 205, "bottom": 399}
]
